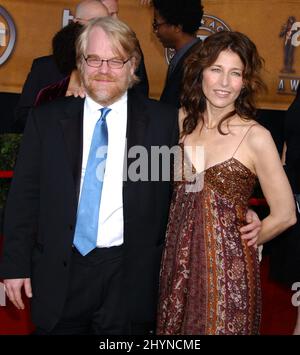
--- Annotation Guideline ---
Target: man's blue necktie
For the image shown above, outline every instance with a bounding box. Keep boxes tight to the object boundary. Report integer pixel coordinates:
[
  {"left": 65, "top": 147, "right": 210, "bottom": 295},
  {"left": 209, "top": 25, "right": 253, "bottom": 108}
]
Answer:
[{"left": 73, "top": 107, "right": 111, "bottom": 256}]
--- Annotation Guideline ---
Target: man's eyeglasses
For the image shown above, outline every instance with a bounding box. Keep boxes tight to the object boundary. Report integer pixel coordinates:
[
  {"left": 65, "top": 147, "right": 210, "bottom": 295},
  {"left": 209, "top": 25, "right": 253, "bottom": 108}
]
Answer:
[
  {"left": 152, "top": 20, "right": 168, "bottom": 31},
  {"left": 83, "top": 56, "right": 131, "bottom": 69}
]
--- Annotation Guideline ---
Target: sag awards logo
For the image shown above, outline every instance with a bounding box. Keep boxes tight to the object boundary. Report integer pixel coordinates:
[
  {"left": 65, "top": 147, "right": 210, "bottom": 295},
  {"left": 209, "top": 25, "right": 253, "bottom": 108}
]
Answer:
[
  {"left": 165, "top": 14, "right": 231, "bottom": 64},
  {"left": 277, "top": 16, "right": 300, "bottom": 95},
  {"left": 0, "top": 6, "right": 16, "bottom": 66}
]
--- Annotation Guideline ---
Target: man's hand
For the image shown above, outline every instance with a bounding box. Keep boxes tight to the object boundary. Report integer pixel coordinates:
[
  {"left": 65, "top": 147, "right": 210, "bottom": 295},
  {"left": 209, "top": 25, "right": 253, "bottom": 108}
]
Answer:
[
  {"left": 240, "top": 209, "right": 262, "bottom": 248},
  {"left": 4, "top": 278, "right": 32, "bottom": 310}
]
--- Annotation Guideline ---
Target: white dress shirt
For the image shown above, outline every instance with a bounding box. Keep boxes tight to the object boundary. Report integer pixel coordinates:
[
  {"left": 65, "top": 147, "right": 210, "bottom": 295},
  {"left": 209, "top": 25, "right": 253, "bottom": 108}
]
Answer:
[{"left": 79, "top": 93, "right": 127, "bottom": 247}]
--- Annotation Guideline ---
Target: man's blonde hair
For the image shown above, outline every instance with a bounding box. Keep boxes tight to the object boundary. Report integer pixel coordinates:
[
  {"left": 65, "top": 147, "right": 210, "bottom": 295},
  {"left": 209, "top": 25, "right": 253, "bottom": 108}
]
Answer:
[{"left": 76, "top": 17, "right": 141, "bottom": 87}]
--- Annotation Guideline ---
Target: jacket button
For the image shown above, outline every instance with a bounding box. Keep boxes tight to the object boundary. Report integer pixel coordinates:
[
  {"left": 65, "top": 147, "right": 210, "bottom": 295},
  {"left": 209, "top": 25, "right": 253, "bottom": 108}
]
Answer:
[
  {"left": 69, "top": 225, "right": 73, "bottom": 231},
  {"left": 63, "top": 261, "right": 67, "bottom": 267}
]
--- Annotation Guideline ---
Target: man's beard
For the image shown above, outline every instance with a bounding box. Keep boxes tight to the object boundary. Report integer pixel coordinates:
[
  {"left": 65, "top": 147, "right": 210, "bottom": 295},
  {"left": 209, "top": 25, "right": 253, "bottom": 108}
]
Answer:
[{"left": 83, "top": 73, "right": 132, "bottom": 105}]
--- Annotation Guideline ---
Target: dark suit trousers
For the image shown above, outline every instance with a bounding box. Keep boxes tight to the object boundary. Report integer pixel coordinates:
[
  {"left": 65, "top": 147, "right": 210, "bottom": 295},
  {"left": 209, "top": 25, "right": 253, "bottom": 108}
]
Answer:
[{"left": 34, "top": 245, "right": 126, "bottom": 335}]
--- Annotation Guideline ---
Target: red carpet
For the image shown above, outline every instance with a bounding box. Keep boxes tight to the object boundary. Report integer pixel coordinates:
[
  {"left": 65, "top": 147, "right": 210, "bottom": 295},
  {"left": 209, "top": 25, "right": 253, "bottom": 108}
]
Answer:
[
  {"left": 0, "top": 298, "right": 34, "bottom": 335},
  {"left": 260, "top": 256, "right": 297, "bottom": 335},
  {"left": 0, "top": 235, "right": 35, "bottom": 334},
  {"left": 0, "top": 236, "right": 297, "bottom": 334}
]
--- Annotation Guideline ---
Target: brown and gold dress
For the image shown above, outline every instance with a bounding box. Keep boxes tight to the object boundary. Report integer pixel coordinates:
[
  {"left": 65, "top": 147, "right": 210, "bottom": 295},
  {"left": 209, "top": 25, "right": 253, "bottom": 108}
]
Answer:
[{"left": 156, "top": 144, "right": 261, "bottom": 335}]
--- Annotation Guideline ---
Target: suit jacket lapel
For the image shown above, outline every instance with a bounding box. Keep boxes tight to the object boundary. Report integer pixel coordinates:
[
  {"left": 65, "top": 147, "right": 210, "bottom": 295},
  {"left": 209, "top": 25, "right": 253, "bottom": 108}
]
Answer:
[{"left": 60, "top": 97, "right": 84, "bottom": 203}]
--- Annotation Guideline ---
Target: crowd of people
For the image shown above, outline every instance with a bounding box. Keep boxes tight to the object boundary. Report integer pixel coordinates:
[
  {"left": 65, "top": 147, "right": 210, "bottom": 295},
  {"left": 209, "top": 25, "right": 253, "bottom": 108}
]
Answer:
[{"left": 0, "top": 0, "right": 298, "bottom": 335}]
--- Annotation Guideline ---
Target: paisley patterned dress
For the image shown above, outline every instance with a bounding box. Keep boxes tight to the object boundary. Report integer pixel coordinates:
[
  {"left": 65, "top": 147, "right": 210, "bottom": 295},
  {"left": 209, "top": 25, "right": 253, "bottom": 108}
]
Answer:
[{"left": 157, "top": 141, "right": 261, "bottom": 335}]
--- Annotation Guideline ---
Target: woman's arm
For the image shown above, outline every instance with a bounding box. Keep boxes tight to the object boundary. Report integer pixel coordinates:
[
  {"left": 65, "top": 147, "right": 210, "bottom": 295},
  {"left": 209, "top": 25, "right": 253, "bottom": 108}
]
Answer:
[
  {"left": 249, "top": 126, "right": 296, "bottom": 245},
  {"left": 281, "top": 141, "right": 287, "bottom": 165}
]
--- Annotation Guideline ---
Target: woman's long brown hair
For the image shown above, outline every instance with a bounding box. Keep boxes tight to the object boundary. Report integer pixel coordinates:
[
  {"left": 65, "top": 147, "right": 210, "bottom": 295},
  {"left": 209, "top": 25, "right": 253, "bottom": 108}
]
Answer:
[{"left": 180, "top": 31, "right": 267, "bottom": 136}]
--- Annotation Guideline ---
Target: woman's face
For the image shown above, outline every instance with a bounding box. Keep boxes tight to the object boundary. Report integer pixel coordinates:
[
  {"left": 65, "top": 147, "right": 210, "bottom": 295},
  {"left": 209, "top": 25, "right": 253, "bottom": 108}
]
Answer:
[{"left": 202, "top": 49, "right": 244, "bottom": 111}]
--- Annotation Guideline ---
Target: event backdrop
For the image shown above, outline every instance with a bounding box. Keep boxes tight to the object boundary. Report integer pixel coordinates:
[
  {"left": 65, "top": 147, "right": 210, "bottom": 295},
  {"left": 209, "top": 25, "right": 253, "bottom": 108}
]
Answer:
[{"left": 0, "top": 0, "right": 299, "bottom": 110}]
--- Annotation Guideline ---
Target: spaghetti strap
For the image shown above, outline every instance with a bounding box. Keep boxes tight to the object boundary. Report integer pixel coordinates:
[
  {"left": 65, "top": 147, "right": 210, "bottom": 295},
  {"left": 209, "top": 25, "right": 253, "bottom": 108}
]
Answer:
[{"left": 232, "top": 124, "right": 257, "bottom": 158}]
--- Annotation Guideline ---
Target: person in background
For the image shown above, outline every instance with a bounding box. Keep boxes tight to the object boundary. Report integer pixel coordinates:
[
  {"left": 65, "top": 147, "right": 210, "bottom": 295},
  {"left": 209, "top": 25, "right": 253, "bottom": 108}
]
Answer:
[
  {"left": 152, "top": 0, "right": 203, "bottom": 108},
  {"left": 103, "top": 0, "right": 153, "bottom": 16},
  {"left": 269, "top": 86, "right": 300, "bottom": 335},
  {"left": 33, "top": 21, "right": 94, "bottom": 106},
  {"left": 101, "top": 0, "right": 118, "bottom": 18},
  {"left": 156, "top": 31, "right": 296, "bottom": 335},
  {"left": 14, "top": 0, "right": 149, "bottom": 131}
]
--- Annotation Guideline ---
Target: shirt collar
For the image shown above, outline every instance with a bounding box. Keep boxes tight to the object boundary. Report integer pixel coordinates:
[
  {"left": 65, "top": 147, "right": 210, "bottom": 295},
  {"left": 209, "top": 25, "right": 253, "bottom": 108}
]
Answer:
[{"left": 85, "top": 92, "right": 128, "bottom": 115}]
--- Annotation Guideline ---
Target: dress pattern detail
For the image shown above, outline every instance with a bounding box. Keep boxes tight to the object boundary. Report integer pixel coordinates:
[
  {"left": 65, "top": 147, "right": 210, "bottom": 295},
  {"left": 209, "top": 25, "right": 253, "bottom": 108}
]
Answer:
[{"left": 157, "top": 151, "right": 260, "bottom": 335}]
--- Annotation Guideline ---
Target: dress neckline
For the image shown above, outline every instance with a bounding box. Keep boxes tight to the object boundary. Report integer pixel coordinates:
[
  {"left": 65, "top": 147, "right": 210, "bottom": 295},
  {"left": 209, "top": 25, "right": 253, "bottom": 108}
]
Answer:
[
  {"left": 204, "top": 157, "right": 256, "bottom": 177},
  {"left": 178, "top": 143, "right": 256, "bottom": 177}
]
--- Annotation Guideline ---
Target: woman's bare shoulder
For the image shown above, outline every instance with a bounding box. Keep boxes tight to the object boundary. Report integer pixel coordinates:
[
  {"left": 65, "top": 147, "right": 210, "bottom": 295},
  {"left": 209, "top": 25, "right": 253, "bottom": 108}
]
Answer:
[{"left": 246, "top": 121, "right": 274, "bottom": 150}]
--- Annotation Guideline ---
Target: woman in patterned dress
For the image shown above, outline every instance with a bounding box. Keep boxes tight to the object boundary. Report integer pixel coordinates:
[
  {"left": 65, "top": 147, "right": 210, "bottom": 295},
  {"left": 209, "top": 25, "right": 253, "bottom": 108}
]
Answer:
[{"left": 156, "top": 31, "right": 296, "bottom": 335}]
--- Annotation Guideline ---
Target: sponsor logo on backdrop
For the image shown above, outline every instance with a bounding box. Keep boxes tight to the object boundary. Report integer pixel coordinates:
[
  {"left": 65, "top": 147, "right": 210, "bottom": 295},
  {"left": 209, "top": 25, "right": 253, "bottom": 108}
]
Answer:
[
  {"left": 0, "top": 6, "right": 16, "bottom": 66},
  {"left": 277, "top": 16, "right": 300, "bottom": 95},
  {"left": 165, "top": 14, "right": 231, "bottom": 64},
  {"left": 62, "top": 9, "right": 74, "bottom": 27}
]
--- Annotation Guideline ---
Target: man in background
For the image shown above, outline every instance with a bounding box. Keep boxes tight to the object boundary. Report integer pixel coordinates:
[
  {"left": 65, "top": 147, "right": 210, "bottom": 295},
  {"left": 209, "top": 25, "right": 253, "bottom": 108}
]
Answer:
[
  {"left": 101, "top": 0, "right": 118, "bottom": 18},
  {"left": 152, "top": 0, "right": 203, "bottom": 108},
  {"left": 100, "top": 0, "right": 149, "bottom": 95}
]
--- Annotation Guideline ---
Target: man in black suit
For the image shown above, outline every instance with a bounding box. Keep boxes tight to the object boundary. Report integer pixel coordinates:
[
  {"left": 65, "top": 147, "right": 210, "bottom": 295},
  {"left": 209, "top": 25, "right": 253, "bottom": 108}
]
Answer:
[
  {"left": 14, "top": 0, "right": 149, "bottom": 132},
  {"left": 0, "top": 17, "right": 178, "bottom": 335},
  {"left": 152, "top": 0, "right": 203, "bottom": 108}
]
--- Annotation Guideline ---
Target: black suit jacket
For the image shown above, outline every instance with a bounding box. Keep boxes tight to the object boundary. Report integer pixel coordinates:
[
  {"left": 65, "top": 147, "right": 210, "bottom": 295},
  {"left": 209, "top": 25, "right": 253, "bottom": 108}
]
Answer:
[
  {"left": 0, "top": 89, "right": 178, "bottom": 332},
  {"left": 160, "top": 40, "right": 201, "bottom": 108},
  {"left": 14, "top": 54, "right": 149, "bottom": 132},
  {"left": 14, "top": 56, "right": 65, "bottom": 132}
]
